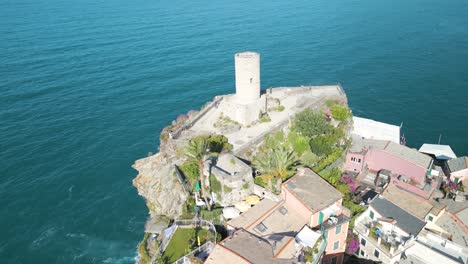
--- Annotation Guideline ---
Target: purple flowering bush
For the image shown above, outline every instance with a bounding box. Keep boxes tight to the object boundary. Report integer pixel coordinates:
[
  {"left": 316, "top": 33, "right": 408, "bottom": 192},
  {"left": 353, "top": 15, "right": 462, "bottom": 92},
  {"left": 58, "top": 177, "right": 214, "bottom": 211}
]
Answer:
[{"left": 340, "top": 174, "right": 357, "bottom": 192}]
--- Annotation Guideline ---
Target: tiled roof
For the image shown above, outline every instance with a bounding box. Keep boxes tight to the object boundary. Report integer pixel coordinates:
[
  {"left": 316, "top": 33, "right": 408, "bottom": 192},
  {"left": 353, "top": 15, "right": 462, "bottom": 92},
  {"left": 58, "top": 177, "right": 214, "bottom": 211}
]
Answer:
[
  {"left": 284, "top": 168, "right": 342, "bottom": 213},
  {"left": 447, "top": 156, "right": 468, "bottom": 173},
  {"left": 384, "top": 142, "right": 432, "bottom": 168},
  {"left": 370, "top": 196, "right": 426, "bottom": 236},
  {"left": 205, "top": 229, "right": 297, "bottom": 264}
]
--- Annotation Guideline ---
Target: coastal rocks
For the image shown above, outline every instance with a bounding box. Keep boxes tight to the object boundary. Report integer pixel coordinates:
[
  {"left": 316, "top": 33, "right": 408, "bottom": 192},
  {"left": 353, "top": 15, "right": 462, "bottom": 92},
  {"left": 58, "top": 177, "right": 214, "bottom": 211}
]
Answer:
[{"left": 133, "top": 153, "right": 187, "bottom": 218}]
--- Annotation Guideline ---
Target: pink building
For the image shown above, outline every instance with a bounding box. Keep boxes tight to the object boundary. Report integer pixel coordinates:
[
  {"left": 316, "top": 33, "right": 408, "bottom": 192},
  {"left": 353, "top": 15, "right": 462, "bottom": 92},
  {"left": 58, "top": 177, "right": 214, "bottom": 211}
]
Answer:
[
  {"left": 281, "top": 168, "right": 351, "bottom": 264},
  {"left": 344, "top": 137, "right": 433, "bottom": 186},
  {"left": 211, "top": 168, "right": 350, "bottom": 264}
]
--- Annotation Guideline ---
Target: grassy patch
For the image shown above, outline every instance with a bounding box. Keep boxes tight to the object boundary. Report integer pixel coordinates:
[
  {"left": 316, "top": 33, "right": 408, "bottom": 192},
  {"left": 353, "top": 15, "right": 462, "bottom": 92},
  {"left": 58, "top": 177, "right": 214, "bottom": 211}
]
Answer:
[
  {"left": 138, "top": 233, "right": 151, "bottom": 264},
  {"left": 161, "top": 228, "right": 210, "bottom": 263}
]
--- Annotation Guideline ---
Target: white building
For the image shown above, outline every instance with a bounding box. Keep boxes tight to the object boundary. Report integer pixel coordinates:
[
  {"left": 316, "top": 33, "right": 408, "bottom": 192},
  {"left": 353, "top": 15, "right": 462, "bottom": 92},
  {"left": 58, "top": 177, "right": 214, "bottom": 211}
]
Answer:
[{"left": 352, "top": 116, "right": 401, "bottom": 144}]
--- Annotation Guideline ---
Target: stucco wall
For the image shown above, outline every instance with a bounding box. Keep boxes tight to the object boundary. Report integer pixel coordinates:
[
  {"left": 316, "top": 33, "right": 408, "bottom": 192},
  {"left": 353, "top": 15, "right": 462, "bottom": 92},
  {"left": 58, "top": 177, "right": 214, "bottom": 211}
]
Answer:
[
  {"left": 344, "top": 153, "right": 365, "bottom": 172},
  {"left": 366, "top": 149, "right": 427, "bottom": 184},
  {"left": 280, "top": 187, "right": 312, "bottom": 223}
]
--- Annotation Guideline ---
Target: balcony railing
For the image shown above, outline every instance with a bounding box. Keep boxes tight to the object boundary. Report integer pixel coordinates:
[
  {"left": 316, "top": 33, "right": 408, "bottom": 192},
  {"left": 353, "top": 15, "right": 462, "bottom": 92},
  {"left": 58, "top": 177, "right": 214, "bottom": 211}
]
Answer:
[{"left": 354, "top": 221, "right": 413, "bottom": 257}]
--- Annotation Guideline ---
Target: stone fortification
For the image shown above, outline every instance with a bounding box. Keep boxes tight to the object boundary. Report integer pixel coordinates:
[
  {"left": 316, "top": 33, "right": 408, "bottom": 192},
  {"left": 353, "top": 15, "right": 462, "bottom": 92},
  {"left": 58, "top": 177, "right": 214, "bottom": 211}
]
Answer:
[{"left": 132, "top": 52, "right": 348, "bottom": 220}]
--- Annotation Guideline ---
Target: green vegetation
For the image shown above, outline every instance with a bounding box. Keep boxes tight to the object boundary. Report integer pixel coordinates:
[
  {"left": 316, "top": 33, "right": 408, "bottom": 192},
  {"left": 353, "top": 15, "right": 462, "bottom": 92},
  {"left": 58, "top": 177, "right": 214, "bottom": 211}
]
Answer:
[
  {"left": 200, "top": 207, "right": 224, "bottom": 222},
  {"left": 209, "top": 174, "right": 232, "bottom": 195},
  {"left": 253, "top": 145, "right": 298, "bottom": 193},
  {"left": 213, "top": 113, "right": 241, "bottom": 128},
  {"left": 242, "top": 182, "right": 250, "bottom": 190},
  {"left": 206, "top": 134, "right": 233, "bottom": 153},
  {"left": 260, "top": 115, "right": 271, "bottom": 123},
  {"left": 179, "top": 160, "right": 199, "bottom": 182},
  {"left": 313, "top": 147, "right": 345, "bottom": 172},
  {"left": 277, "top": 105, "right": 285, "bottom": 111},
  {"left": 161, "top": 228, "right": 212, "bottom": 263},
  {"left": 180, "top": 198, "right": 196, "bottom": 219},
  {"left": 138, "top": 233, "right": 151, "bottom": 264},
  {"left": 184, "top": 134, "right": 233, "bottom": 210},
  {"left": 186, "top": 137, "right": 212, "bottom": 211},
  {"left": 331, "top": 104, "right": 351, "bottom": 121},
  {"left": 294, "top": 108, "right": 333, "bottom": 138}
]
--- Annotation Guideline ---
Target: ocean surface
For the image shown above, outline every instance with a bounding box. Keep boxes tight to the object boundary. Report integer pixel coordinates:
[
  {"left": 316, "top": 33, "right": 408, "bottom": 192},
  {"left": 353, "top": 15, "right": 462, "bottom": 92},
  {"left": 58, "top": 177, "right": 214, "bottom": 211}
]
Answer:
[{"left": 1, "top": 0, "right": 467, "bottom": 263}]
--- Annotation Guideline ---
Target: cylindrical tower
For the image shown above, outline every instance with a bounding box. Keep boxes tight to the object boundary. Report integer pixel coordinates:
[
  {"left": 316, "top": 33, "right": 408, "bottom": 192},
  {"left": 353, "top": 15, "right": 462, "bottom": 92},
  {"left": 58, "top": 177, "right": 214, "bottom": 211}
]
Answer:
[{"left": 235, "top": 52, "right": 260, "bottom": 103}]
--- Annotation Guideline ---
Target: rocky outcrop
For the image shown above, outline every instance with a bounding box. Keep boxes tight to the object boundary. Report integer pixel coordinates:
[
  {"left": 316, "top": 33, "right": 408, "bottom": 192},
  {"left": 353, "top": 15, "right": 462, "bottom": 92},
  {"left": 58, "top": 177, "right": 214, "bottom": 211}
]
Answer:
[{"left": 133, "top": 153, "right": 187, "bottom": 218}]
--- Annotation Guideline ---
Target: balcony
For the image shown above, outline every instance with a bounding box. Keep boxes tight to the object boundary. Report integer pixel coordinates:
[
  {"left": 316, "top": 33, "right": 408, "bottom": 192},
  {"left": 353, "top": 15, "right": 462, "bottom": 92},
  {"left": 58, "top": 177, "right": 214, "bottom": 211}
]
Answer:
[
  {"left": 354, "top": 219, "right": 414, "bottom": 257},
  {"left": 300, "top": 236, "right": 327, "bottom": 264}
]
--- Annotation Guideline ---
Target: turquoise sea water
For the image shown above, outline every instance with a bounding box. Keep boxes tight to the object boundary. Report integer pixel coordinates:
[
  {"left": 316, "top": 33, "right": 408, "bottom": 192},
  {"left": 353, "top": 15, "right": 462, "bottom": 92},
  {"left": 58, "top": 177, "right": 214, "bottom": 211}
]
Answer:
[{"left": 1, "top": 0, "right": 467, "bottom": 263}]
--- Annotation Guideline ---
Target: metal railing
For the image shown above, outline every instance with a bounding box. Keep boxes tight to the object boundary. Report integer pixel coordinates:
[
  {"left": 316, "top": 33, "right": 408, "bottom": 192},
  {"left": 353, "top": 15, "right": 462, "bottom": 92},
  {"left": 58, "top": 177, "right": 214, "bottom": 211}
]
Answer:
[{"left": 172, "top": 241, "right": 216, "bottom": 264}]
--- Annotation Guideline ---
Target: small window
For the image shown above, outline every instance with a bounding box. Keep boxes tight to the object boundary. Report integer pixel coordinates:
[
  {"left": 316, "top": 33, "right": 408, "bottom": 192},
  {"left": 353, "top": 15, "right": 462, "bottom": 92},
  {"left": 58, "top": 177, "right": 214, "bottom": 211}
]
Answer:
[
  {"left": 331, "top": 256, "right": 338, "bottom": 264},
  {"left": 256, "top": 222, "right": 267, "bottom": 233},
  {"left": 335, "top": 224, "right": 342, "bottom": 234},
  {"left": 374, "top": 249, "right": 380, "bottom": 258},
  {"left": 454, "top": 177, "right": 459, "bottom": 184},
  {"left": 358, "top": 158, "right": 361, "bottom": 163},
  {"left": 361, "top": 238, "right": 366, "bottom": 246},
  {"left": 250, "top": 78, "right": 253, "bottom": 83},
  {"left": 279, "top": 206, "right": 288, "bottom": 215},
  {"left": 370, "top": 210, "right": 374, "bottom": 219},
  {"left": 333, "top": 241, "right": 339, "bottom": 250},
  {"left": 360, "top": 249, "right": 365, "bottom": 256},
  {"left": 427, "top": 215, "right": 434, "bottom": 222}
]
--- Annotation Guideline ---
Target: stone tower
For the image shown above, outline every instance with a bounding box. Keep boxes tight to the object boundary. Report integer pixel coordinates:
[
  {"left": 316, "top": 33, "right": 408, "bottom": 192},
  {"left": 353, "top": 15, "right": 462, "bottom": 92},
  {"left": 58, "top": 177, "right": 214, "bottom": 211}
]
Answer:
[{"left": 235, "top": 52, "right": 260, "bottom": 103}]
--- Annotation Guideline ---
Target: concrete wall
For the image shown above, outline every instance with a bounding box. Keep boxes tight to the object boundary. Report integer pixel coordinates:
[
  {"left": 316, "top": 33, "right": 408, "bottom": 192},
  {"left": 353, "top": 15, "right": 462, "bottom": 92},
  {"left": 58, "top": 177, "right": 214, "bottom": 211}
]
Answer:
[
  {"left": 366, "top": 149, "right": 427, "bottom": 184},
  {"left": 280, "top": 187, "right": 312, "bottom": 223},
  {"left": 235, "top": 52, "right": 260, "bottom": 104},
  {"left": 223, "top": 99, "right": 260, "bottom": 126},
  {"left": 344, "top": 152, "right": 365, "bottom": 172},
  {"left": 451, "top": 168, "right": 468, "bottom": 181}
]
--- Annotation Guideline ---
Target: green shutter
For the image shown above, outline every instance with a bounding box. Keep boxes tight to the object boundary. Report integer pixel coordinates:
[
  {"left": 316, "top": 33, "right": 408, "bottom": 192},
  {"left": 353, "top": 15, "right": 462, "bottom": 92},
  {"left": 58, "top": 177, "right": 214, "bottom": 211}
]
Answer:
[
  {"left": 335, "top": 225, "right": 342, "bottom": 234},
  {"left": 370, "top": 210, "right": 374, "bottom": 219},
  {"left": 319, "top": 212, "right": 324, "bottom": 224},
  {"left": 454, "top": 177, "right": 459, "bottom": 183}
]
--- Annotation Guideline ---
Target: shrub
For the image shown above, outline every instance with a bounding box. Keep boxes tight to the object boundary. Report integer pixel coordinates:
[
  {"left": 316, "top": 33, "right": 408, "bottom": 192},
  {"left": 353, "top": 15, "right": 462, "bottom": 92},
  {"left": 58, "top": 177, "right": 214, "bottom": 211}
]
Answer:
[
  {"left": 260, "top": 115, "right": 271, "bottom": 123},
  {"left": 309, "top": 135, "right": 335, "bottom": 156},
  {"left": 179, "top": 160, "right": 199, "bottom": 182},
  {"left": 207, "top": 134, "right": 233, "bottom": 153},
  {"left": 294, "top": 108, "right": 333, "bottom": 138},
  {"left": 331, "top": 105, "right": 351, "bottom": 121},
  {"left": 313, "top": 148, "right": 344, "bottom": 172},
  {"left": 277, "top": 105, "right": 285, "bottom": 111}
]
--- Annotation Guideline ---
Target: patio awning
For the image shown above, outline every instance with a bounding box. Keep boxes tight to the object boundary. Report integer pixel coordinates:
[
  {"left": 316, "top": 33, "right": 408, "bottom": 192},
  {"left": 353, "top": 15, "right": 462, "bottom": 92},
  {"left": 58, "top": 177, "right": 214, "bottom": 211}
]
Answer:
[{"left": 419, "top": 144, "right": 457, "bottom": 160}]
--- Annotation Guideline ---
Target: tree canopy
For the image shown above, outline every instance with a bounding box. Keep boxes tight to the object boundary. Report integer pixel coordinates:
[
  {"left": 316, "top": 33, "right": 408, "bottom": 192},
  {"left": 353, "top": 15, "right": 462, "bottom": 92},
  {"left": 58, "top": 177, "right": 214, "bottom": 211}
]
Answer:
[{"left": 294, "top": 108, "right": 333, "bottom": 138}]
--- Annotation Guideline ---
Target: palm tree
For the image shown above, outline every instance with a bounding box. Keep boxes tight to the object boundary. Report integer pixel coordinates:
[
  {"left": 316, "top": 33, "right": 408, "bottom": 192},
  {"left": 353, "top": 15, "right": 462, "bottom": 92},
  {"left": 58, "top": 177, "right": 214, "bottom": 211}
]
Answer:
[
  {"left": 186, "top": 137, "right": 212, "bottom": 211},
  {"left": 253, "top": 146, "right": 298, "bottom": 192}
]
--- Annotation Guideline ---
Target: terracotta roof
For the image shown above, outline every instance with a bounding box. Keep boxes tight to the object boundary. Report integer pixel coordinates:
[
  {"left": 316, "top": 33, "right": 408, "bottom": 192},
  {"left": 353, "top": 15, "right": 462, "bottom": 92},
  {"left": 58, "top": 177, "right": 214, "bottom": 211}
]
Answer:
[
  {"left": 205, "top": 229, "right": 297, "bottom": 264},
  {"left": 284, "top": 168, "right": 342, "bottom": 213}
]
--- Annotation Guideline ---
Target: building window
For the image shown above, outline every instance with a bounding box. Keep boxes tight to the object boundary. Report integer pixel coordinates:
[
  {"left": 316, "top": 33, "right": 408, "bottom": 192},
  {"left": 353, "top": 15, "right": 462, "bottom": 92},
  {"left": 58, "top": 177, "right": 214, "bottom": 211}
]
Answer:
[
  {"left": 360, "top": 250, "right": 365, "bottom": 256},
  {"left": 427, "top": 215, "right": 434, "bottom": 222},
  {"left": 370, "top": 210, "right": 374, "bottom": 219},
  {"left": 351, "top": 157, "right": 362, "bottom": 164},
  {"left": 279, "top": 206, "right": 288, "bottom": 215},
  {"left": 333, "top": 241, "right": 339, "bottom": 250},
  {"left": 335, "top": 224, "right": 342, "bottom": 234},
  {"left": 361, "top": 238, "right": 366, "bottom": 246},
  {"left": 331, "top": 256, "right": 338, "bottom": 264},
  {"left": 374, "top": 249, "right": 380, "bottom": 258},
  {"left": 256, "top": 222, "right": 267, "bottom": 233}
]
